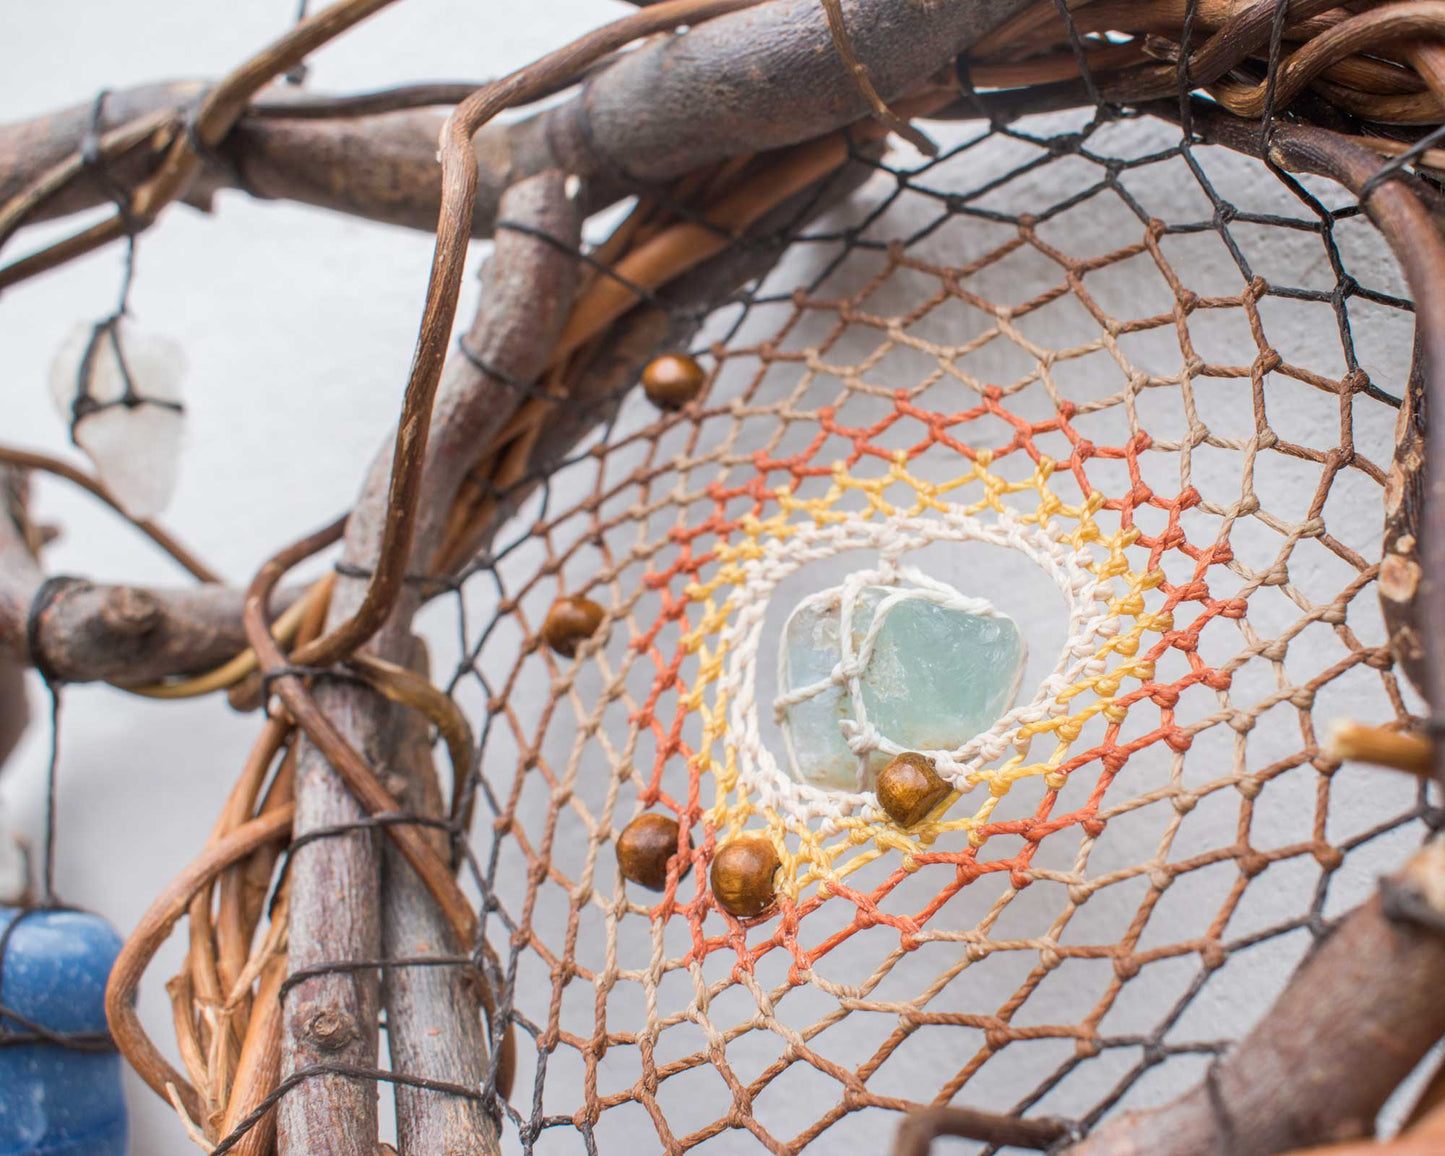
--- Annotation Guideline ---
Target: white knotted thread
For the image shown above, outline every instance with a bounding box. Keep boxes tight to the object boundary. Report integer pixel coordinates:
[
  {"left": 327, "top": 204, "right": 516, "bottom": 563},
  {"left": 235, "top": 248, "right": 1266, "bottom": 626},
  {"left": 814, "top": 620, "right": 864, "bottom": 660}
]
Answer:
[
  {"left": 717, "top": 503, "right": 1125, "bottom": 834},
  {"left": 772, "top": 570, "right": 1026, "bottom": 792}
]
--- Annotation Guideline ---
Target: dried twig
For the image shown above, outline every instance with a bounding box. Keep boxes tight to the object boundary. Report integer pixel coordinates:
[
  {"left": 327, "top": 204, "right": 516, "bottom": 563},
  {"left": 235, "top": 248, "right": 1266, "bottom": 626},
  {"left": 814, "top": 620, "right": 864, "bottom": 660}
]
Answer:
[
  {"left": 8, "top": 578, "right": 304, "bottom": 685},
  {"left": 1329, "top": 721, "right": 1433, "bottom": 776},
  {"left": 819, "top": 0, "right": 938, "bottom": 154},
  {"left": 381, "top": 640, "right": 498, "bottom": 1153},
  {"left": 105, "top": 806, "right": 296, "bottom": 1122},
  {"left": 0, "top": 445, "right": 219, "bottom": 582},
  {"left": 1381, "top": 342, "right": 1430, "bottom": 697},
  {"left": 1055, "top": 838, "right": 1445, "bottom": 1156},
  {"left": 0, "top": 0, "right": 1033, "bottom": 277},
  {"left": 893, "top": 1105, "right": 1069, "bottom": 1153},
  {"left": 257, "top": 166, "right": 582, "bottom": 1151},
  {"left": 0, "top": 0, "right": 400, "bottom": 289}
]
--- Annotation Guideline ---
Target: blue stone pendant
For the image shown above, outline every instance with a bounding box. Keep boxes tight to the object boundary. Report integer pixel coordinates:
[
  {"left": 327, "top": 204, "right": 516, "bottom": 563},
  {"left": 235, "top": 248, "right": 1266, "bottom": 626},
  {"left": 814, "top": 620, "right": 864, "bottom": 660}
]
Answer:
[
  {"left": 0, "top": 906, "right": 128, "bottom": 1156},
  {"left": 779, "top": 582, "right": 1025, "bottom": 791}
]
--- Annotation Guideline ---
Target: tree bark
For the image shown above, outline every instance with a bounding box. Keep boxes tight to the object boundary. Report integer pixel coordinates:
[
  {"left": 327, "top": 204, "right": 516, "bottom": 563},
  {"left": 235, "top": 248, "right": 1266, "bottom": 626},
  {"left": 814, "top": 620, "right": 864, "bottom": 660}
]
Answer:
[
  {"left": 1381, "top": 340, "right": 1430, "bottom": 699},
  {"left": 1059, "top": 838, "right": 1445, "bottom": 1156},
  {"left": 381, "top": 641, "right": 498, "bottom": 1154},
  {"left": 278, "top": 170, "right": 582, "bottom": 1154},
  {"left": 0, "top": 0, "right": 1034, "bottom": 241},
  {"left": 11, "top": 579, "right": 303, "bottom": 685}
]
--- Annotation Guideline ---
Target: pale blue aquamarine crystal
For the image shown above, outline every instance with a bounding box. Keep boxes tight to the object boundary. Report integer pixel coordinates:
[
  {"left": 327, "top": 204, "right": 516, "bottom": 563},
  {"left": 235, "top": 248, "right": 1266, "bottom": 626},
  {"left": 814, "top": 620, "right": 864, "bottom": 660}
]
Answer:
[{"left": 778, "top": 586, "right": 1025, "bottom": 791}]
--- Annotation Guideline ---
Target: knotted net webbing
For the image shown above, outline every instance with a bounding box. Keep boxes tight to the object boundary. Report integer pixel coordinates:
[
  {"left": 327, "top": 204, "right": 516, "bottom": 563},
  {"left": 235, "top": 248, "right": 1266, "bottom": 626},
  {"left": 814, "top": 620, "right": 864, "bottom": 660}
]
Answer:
[
  {"left": 56, "top": 9, "right": 1433, "bottom": 1153},
  {"left": 381, "top": 91, "right": 1430, "bottom": 1153}
]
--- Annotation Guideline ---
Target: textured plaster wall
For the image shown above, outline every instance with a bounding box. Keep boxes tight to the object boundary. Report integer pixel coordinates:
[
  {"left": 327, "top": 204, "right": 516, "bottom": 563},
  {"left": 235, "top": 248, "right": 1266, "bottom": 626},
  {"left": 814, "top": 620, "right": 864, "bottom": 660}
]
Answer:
[{"left": 0, "top": 3, "right": 1433, "bottom": 1152}]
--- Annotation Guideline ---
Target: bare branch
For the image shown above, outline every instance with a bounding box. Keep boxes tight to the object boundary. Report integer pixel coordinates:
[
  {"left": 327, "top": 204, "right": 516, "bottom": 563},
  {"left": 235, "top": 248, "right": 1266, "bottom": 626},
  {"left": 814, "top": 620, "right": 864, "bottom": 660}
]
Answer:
[
  {"left": 23, "top": 581, "right": 303, "bottom": 686},
  {"left": 1058, "top": 838, "right": 1445, "bottom": 1156},
  {"left": 381, "top": 640, "right": 498, "bottom": 1153},
  {"left": 894, "top": 1105, "right": 1068, "bottom": 1154},
  {"left": 0, "top": 658, "right": 25, "bottom": 773},
  {"left": 1, "top": 0, "right": 1035, "bottom": 251},
  {"left": 0, "top": 468, "right": 298, "bottom": 685},
  {"left": 276, "top": 169, "right": 582, "bottom": 1153}
]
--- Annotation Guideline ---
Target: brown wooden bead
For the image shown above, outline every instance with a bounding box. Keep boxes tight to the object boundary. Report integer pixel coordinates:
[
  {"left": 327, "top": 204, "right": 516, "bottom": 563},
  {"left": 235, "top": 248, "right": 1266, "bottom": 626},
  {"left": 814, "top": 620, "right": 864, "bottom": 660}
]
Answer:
[
  {"left": 540, "top": 595, "right": 605, "bottom": 657},
  {"left": 876, "top": 752, "right": 950, "bottom": 827},
  {"left": 617, "top": 813, "right": 690, "bottom": 891},
  {"left": 710, "top": 835, "right": 781, "bottom": 918},
  {"left": 641, "top": 353, "right": 706, "bottom": 410}
]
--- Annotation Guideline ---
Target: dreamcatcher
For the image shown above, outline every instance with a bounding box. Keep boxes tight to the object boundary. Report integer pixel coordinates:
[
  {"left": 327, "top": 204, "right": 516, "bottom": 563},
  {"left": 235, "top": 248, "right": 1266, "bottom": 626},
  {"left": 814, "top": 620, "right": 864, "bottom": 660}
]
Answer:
[{"left": 2, "top": 1, "right": 1445, "bottom": 1155}]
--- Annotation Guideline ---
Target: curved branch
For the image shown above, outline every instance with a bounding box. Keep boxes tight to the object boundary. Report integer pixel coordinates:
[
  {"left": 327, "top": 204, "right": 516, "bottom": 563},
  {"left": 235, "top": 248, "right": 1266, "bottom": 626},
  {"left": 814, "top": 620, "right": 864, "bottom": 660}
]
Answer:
[
  {"left": 1059, "top": 838, "right": 1445, "bottom": 1156},
  {"left": 1, "top": 0, "right": 1036, "bottom": 257}
]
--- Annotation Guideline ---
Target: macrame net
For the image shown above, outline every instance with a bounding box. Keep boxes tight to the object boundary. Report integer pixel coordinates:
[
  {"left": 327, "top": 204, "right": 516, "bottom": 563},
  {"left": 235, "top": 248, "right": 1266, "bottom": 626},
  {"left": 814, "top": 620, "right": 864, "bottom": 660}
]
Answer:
[
  {"left": 65, "top": 18, "right": 1429, "bottom": 1154},
  {"left": 363, "top": 92, "right": 1430, "bottom": 1153}
]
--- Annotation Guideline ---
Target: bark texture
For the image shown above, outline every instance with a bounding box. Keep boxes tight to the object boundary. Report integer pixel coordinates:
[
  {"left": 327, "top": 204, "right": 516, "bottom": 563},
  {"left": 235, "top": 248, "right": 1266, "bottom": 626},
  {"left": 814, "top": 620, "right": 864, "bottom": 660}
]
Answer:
[
  {"left": 18, "top": 580, "right": 301, "bottom": 684},
  {"left": 0, "top": 0, "right": 1035, "bottom": 241},
  {"left": 1381, "top": 341, "right": 1430, "bottom": 699},
  {"left": 1061, "top": 839, "right": 1445, "bottom": 1156},
  {"left": 381, "top": 642, "right": 497, "bottom": 1154},
  {"left": 278, "top": 171, "right": 581, "bottom": 1153}
]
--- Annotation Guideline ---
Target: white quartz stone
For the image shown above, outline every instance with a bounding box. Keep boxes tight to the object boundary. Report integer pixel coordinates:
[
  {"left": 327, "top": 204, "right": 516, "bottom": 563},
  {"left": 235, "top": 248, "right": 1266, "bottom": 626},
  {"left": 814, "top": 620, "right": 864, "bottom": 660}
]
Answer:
[{"left": 49, "top": 319, "right": 186, "bottom": 520}]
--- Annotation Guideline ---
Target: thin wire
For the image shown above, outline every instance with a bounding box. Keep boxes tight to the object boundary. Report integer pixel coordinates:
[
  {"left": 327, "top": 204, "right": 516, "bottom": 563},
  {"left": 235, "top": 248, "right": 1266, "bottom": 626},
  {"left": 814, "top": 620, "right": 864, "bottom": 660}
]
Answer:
[
  {"left": 40, "top": 683, "right": 62, "bottom": 906},
  {"left": 69, "top": 90, "right": 183, "bottom": 440},
  {"left": 285, "top": 0, "right": 312, "bottom": 84}
]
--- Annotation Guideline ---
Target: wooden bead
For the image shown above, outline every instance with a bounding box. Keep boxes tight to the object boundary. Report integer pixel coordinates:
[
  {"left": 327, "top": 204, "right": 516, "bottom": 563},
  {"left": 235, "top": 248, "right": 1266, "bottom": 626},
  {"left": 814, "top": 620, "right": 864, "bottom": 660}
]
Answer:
[
  {"left": 617, "top": 813, "right": 690, "bottom": 891},
  {"left": 540, "top": 595, "right": 605, "bottom": 657},
  {"left": 876, "top": 752, "right": 950, "bottom": 827},
  {"left": 710, "top": 835, "right": 781, "bottom": 918},
  {"left": 641, "top": 353, "right": 706, "bottom": 410}
]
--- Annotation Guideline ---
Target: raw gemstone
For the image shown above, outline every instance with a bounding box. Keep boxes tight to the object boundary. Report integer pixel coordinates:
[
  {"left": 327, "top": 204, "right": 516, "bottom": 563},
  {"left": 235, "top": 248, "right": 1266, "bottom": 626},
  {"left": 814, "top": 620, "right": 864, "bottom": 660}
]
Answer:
[
  {"left": 779, "top": 585, "right": 1025, "bottom": 791},
  {"left": 49, "top": 319, "right": 186, "bottom": 520}
]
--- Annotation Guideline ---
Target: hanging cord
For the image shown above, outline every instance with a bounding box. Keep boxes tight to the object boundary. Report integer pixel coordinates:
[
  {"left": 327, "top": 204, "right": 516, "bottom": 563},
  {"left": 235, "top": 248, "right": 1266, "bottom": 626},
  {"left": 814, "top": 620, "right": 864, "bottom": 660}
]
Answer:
[
  {"left": 69, "top": 90, "right": 181, "bottom": 440},
  {"left": 39, "top": 684, "right": 61, "bottom": 907},
  {"left": 22, "top": 576, "right": 74, "bottom": 905},
  {"left": 1256, "top": 0, "right": 1291, "bottom": 155},
  {"left": 0, "top": 659, "right": 116, "bottom": 1053},
  {"left": 285, "top": 0, "right": 312, "bottom": 85}
]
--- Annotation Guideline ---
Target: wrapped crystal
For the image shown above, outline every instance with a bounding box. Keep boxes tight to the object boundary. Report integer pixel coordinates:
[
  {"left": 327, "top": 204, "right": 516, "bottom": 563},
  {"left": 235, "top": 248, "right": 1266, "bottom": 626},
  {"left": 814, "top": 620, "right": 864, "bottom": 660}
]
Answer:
[
  {"left": 779, "top": 584, "right": 1025, "bottom": 791},
  {"left": 49, "top": 319, "right": 186, "bottom": 520}
]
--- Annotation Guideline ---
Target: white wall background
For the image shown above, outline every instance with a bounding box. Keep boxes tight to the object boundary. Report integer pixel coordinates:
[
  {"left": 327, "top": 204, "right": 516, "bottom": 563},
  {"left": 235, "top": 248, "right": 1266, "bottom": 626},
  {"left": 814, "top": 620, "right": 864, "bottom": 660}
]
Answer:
[{"left": 0, "top": 3, "right": 1435, "bottom": 1153}]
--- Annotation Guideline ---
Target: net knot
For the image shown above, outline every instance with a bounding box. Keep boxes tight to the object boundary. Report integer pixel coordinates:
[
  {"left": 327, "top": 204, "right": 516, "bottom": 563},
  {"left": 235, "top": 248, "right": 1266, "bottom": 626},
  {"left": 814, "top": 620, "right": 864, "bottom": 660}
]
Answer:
[
  {"left": 838, "top": 719, "right": 882, "bottom": 756},
  {"left": 1237, "top": 850, "right": 1269, "bottom": 878}
]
